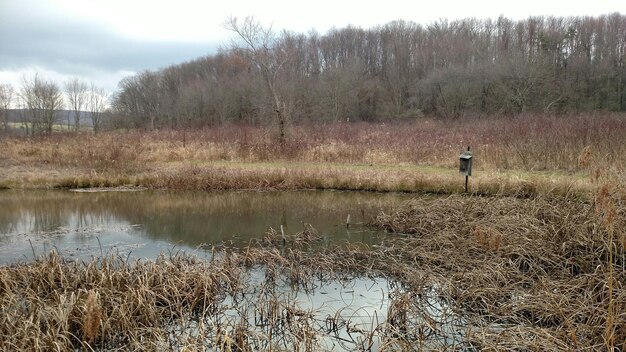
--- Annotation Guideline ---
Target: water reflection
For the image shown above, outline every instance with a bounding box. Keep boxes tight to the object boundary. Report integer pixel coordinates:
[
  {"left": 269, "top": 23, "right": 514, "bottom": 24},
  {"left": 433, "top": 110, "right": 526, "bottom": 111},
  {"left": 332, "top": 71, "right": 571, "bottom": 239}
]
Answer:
[{"left": 0, "top": 190, "right": 410, "bottom": 264}]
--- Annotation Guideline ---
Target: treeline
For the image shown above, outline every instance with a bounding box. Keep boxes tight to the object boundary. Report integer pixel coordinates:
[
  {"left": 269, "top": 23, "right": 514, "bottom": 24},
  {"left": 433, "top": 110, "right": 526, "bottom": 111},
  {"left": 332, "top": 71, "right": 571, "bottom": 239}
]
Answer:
[
  {"left": 0, "top": 77, "right": 108, "bottom": 135},
  {"left": 113, "top": 13, "right": 626, "bottom": 128}
]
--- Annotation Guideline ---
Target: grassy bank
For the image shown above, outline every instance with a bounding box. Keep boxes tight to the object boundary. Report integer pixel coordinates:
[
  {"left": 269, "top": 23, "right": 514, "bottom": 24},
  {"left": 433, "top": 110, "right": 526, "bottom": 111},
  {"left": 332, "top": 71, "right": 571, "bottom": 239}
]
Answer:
[
  {"left": 2, "top": 114, "right": 624, "bottom": 196},
  {"left": 0, "top": 161, "right": 593, "bottom": 198}
]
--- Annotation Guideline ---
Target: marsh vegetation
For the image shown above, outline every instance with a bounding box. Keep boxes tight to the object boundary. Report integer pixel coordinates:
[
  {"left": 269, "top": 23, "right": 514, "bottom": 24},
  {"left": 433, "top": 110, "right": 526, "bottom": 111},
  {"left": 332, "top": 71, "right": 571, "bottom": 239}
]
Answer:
[
  {"left": 1, "top": 191, "right": 624, "bottom": 350},
  {"left": 2, "top": 114, "right": 624, "bottom": 196},
  {"left": 1, "top": 111, "right": 625, "bottom": 350}
]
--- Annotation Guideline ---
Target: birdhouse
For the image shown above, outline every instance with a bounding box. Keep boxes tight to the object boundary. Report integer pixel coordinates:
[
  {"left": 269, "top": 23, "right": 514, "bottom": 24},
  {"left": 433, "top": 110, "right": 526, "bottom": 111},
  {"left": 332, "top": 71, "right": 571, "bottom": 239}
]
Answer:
[{"left": 459, "top": 150, "right": 473, "bottom": 176}]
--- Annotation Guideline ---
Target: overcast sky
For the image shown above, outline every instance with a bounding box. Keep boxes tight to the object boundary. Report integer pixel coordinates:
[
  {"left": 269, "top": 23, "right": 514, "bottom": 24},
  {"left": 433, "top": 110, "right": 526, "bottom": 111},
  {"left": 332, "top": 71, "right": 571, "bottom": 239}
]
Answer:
[{"left": 0, "top": 0, "right": 624, "bottom": 95}]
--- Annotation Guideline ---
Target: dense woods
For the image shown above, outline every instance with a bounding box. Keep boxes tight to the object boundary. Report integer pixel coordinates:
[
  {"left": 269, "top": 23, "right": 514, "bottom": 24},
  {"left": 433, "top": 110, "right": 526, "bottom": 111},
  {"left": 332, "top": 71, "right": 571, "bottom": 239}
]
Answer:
[{"left": 112, "top": 13, "right": 626, "bottom": 129}]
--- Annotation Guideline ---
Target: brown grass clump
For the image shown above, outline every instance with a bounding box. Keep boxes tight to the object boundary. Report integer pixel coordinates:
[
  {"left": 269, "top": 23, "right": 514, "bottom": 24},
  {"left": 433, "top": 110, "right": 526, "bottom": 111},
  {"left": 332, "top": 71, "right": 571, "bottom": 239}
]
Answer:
[
  {"left": 472, "top": 225, "right": 503, "bottom": 251},
  {"left": 83, "top": 289, "right": 103, "bottom": 343},
  {"left": 578, "top": 145, "right": 593, "bottom": 169},
  {"left": 262, "top": 223, "right": 321, "bottom": 247},
  {"left": 0, "top": 251, "right": 249, "bottom": 350},
  {"left": 374, "top": 193, "right": 626, "bottom": 350}
]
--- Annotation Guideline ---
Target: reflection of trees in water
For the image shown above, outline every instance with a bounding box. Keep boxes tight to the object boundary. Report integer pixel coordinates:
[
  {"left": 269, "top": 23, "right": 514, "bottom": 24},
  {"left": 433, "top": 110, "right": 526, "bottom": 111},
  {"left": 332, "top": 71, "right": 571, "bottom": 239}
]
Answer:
[
  {"left": 0, "top": 190, "right": 410, "bottom": 246},
  {"left": 0, "top": 191, "right": 122, "bottom": 234},
  {"left": 0, "top": 191, "right": 73, "bottom": 234}
]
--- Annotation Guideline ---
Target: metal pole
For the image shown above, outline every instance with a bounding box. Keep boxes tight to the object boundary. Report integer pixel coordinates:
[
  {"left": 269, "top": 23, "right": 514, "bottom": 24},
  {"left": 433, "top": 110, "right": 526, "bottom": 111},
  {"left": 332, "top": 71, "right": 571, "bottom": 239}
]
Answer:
[
  {"left": 465, "top": 175, "right": 468, "bottom": 193},
  {"left": 465, "top": 146, "right": 470, "bottom": 193}
]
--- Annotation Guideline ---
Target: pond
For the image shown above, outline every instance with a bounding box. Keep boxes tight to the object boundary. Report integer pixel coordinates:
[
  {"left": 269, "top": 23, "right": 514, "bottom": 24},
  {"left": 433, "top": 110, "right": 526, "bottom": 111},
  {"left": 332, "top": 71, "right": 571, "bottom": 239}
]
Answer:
[
  {"left": 0, "top": 189, "right": 468, "bottom": 350},
  {"left": 0, "top": 189, "right": 411, "bottom": 264}
]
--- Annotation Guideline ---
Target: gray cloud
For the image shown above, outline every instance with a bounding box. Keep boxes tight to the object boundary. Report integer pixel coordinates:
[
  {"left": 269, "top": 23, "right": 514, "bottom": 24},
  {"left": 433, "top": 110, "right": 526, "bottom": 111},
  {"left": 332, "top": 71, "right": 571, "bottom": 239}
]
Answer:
[{"left": 0, "top": 2, "right": 219, "bottom": 90}]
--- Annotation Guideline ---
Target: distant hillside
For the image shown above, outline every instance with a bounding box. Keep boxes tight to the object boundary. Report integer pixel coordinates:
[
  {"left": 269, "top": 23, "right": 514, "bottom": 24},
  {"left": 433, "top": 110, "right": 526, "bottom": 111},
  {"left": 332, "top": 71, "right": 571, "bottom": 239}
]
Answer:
[{"left": 4, "top": 109, "right": 93, "bottom": 127}]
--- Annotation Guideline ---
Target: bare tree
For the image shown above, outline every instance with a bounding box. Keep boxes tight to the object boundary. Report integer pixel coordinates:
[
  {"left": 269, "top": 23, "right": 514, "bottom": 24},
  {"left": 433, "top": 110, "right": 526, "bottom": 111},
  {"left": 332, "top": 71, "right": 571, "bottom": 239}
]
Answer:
[
  {"left": 118, "top": 71, "right": 164, "bottom": 129},
  {"left": 88, "top": 83, "right": 107, "bottom": 133},
  {"left": 319, "top": 61, "right": 363, "bottom": 121},
  {"left": 0, "top": 83, "right": 14, "bottom": 131},
  {"left": 20, "top": 75, "right": 64, "bottom": 134},
  {"left": 65, "top": 78, "right": 88, "bottom": 131},
  {"left": 224, "top": 16, "right": 291, "bottom": 143}
]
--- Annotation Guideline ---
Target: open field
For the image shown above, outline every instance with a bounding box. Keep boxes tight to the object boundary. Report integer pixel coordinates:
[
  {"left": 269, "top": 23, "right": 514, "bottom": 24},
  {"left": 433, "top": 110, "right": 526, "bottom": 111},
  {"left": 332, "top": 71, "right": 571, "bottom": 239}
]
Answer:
[
  {"left": 1, "top": 113, "right": 625, "bottom": 196},
  {"left": 1, "top": 113, "right": 625, "bottom": 350},
  {"left": 5, "top": 122, "right": 94, "bottom": 133}
]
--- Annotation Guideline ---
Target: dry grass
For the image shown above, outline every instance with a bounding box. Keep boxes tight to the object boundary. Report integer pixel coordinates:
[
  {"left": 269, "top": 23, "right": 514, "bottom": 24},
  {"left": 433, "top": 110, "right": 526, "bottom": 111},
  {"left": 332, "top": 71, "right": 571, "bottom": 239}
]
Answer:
[
  {"left": 0, "top": 240, "right": 466, "bottom": 351},
  {"left": 1, "top": 113, "right": 625, "bottom": 195},
  {"left": 3, "top": 113, "right": 626, "bottom": 170},
  {"left": 372, "top": 191, "right": 626, "bottom": 350},
  {"left": 0, "top": 159, "right": 592, "bottom": 198},
  {"left": 0, "top": 247, "right": 314, "bottom": 350},
  {"left": 1, "top": 188, "right": 624, "bottom": 350}
]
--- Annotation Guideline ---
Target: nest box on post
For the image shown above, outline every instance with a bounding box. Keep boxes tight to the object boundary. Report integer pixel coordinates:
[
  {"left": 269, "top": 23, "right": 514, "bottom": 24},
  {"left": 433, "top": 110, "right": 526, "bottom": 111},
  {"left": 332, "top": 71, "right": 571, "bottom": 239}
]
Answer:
[
  {"left": 459, "top": 146, "right": 472, "bottom": 192},
  {"left": 459, "top": 149, "right": 473, "bottom": 176}
]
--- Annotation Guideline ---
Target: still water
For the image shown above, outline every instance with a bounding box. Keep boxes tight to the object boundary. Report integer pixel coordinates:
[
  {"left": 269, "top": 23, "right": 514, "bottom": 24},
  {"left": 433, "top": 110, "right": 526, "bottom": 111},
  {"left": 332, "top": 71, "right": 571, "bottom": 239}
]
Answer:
[
  {"left": 0, "top": 190, "right": 467, "bottom": 350},
  {"left": 0, "top": 189, "right": 411, "bottom": 264}
]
